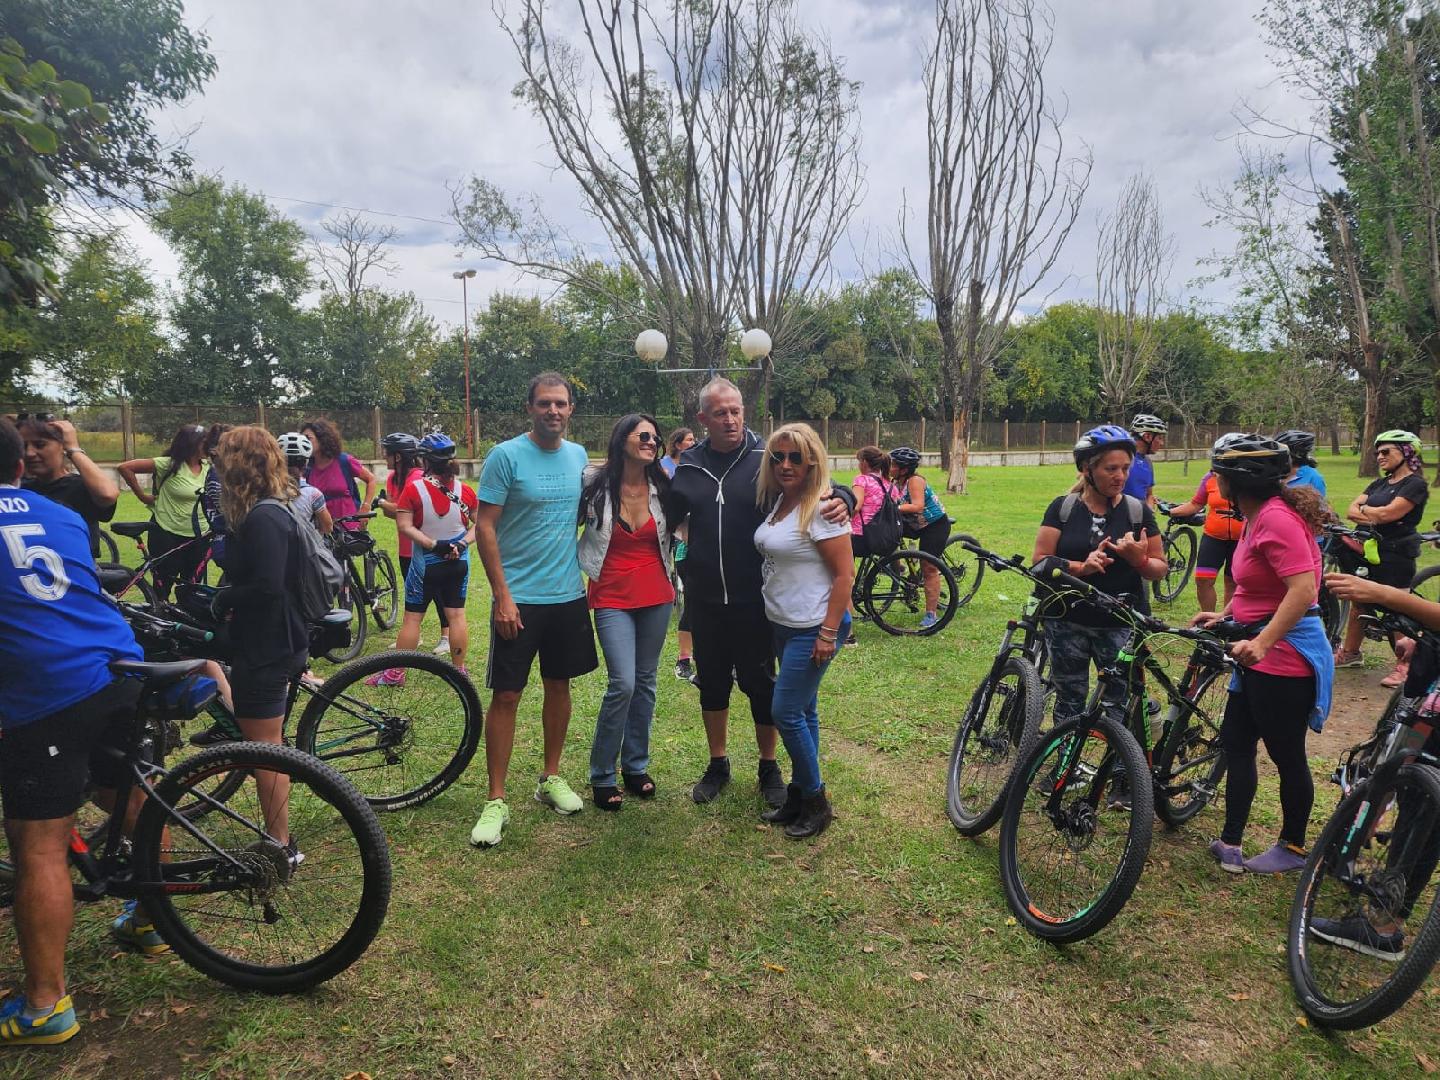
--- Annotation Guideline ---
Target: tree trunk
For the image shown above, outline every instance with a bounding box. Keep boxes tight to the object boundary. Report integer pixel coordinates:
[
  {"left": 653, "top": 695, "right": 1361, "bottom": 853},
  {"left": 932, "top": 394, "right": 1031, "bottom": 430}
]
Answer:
[
  {"left": 1359, "top": 342, "right": 1385, "bottom": 478},
  {"left": 1330, "top": 421, "right": 1341, "bottom": 457},
  {"left": 946, "top": 281, "right": 986, "bottom": 494}
]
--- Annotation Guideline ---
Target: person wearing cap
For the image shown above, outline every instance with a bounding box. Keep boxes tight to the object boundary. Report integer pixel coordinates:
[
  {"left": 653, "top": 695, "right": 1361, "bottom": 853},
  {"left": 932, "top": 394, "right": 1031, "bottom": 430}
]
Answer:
[
  {"left": 1336, "top": 430, "right": 1430, "bottom": 686},
  {"left": 1192, "top": 433, "right": 1332, "bottom": 874},
  {"left": 1124, "top": 413, "right": 1167, "bottom": 506},
  {"left": 1274, "top": 429, "right": 1327, "bottom": 498},
  {"left": 375, "top": 432, "right": 450, "bottom": 653},
  {"left": 1033, "top": 426, "right": 1166, "bottom": 742},
  {"left": 369, "top": 432, "right": 477, "bottom": 688}
]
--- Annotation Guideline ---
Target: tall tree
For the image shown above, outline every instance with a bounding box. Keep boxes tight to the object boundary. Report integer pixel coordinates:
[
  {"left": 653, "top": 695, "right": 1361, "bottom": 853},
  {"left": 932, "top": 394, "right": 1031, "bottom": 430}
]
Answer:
[
  {"left": 150, "top": 179, "right": 311, "bottom": 403},
  {"left": 1095, "top": 173, "right": 1173, "bottom": 421},
  {"left": 453, "top": 0, "right": 863, "bottom": 402},
  {"left": 900, "top": 0, "right": 1090, "bottom": 492}
]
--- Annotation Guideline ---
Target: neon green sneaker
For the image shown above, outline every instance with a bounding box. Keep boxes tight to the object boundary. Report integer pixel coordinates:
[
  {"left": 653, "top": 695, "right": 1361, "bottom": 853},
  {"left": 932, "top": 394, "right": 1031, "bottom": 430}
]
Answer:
[
  {"left": 0, "top": 993, "right": 79, "bottom": 1046},
  {"left": 535, "top": 774, "right": 584, "bottom": 814},
  {"left": 112, "top": 900, "right": 169, "bottom": 955},
  {"left": 469, "top": 799, "right": 510, "bottom": 848}
]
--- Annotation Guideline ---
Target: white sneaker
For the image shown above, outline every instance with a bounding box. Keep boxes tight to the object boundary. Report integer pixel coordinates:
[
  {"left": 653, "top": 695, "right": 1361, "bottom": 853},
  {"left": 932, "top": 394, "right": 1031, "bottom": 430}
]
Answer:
[{"left": 432, "top": 637, "right": 451, "bottom": 656}]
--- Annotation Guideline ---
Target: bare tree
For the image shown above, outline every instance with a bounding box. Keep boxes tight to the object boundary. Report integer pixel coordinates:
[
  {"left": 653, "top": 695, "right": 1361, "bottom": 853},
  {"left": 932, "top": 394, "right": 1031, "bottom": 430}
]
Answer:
[
  {"left": 313, "top": 211, "right": 399, "bottom": 303},
  {"left": 1096, "top": 174, "right": 1173, "bottom": 421},
  {"left": 900, "top": 0, "right": 1090, "bottom": 493},
  {"left": 453, "top": 0, "right": 863, "bottom": 412}
]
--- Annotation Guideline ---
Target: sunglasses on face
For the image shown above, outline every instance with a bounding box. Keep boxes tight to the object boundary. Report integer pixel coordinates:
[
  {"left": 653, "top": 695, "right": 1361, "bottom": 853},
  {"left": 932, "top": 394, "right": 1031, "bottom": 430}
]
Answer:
[
  {"left": 15, "top": 412, "right": 56, "bottom": 422},
  {"left": 769, "top": 450, "right": 807, "bottom": 467},
  {"left": 1376, "top": 448, "right": 1397, "bottom": 457},
  {"left": 633, "top": 431, "right": 658, "bottom": 444}
]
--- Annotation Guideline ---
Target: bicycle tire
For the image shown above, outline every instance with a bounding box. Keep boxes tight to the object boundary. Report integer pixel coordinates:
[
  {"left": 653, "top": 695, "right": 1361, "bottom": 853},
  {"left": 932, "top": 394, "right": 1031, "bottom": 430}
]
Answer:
[
  {"left": 1152, "top": 666, "right": 1228, "bottom": 828},
  {"left": 1319, "top": 582, "right": 1348, "bottom": 648},
  {"left": 1411, "top": 564, "right": 1440, "bottom": 606},
  {"left": 946, "top": 654, "right": 1044, "bottom": 836},
  {"left": 1153, "top": 527, "right": 1196, "bottom": 603},
  {"left": 295, "top": 651, "right": 482, "bottom": 810},
  {"left": 369, "top": 551, "right": 400, "bottom": 631},
  {"left": 943, "top": 533, "right": 986, "bottom": 609},
  {"left": 131, "top": 741, "right": 391, "bottom": 993},
  {"left": 323, "top": 569, "right": 368, "bottom": 663},
  {"left": 864, "top": 550, "right": 958, "bottom": 636},
  {"left": 97, "top": 528, "right": 120, "bottom": 564},
  {"left": 1289, "top": 762, "right": 1440, "bottom": 1029},
  {"left": 97, "top": 561, "right": 158, "bottom": 606},
  {"left": 998, "top": 712, "right": 1154, "bottom": 943}
]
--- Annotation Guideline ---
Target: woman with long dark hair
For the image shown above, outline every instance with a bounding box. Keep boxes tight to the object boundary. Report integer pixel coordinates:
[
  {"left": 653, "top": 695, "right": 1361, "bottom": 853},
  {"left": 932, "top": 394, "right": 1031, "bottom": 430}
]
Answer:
[
  {"left": 1193, "top": 433, "right": 1332, "bottom": 874},
  {"left": 577, "top": 413, "right": 675, "bottom": 809},
  {"left": 118, "top": 423, "right": 210, "bottom": 598},
  {"left": 300, "top": 417, "right": 377, "bottom": 531}
]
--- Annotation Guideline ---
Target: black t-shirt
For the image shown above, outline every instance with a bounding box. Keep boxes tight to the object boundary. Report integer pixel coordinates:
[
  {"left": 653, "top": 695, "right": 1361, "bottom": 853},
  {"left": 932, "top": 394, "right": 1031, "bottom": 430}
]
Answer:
[
  {"left": 1040, "top": 493, "right": 1159, "bottom": 627},
  {"left": 221, "top": 502, "right": 308, "bottom": 671},
  {"left": 21, "top": 473, "right": 116, "bottom": 558},
  {"left": 1363, "top": 473, "right": 1429, "bottom": 544}
]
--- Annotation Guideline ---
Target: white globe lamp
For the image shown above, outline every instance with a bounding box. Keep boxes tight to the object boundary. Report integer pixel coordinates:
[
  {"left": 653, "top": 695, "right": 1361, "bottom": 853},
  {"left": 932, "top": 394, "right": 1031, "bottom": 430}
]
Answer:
[
  {"left": 740, "top": 328, "right": 772, "bottom": 362},
  {"left": 634, "top": 328, "right": 668, "bottom": 364}
]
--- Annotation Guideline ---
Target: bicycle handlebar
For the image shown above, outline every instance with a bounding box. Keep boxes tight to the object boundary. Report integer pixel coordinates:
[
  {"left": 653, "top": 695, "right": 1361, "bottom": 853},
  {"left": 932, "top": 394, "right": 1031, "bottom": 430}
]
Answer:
[
  {"left": 118, "top": 602, "right": 215, "bottom": 646},
  {"left": 1037, "top": 561, "right": 1243, "bottom": 651},
  {"left": 332, "top": 511, "right": 378, "bottom": 524}
]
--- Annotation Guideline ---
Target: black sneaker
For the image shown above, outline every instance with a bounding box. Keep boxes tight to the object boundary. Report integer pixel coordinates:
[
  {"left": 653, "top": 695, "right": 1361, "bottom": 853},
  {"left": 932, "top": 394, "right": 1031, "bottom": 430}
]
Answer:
[
  {"left": 1310, "top": 915, "right": 1406, "bottom": 961},
  {"left": 189, "top": 721, "right": 241, "bottom": 747},
  {"left": 674, "top": 657, "right": 695, "bottom": 683},
  {"left": 691, "top": 757, "right": 731, "bottom": 804},
  {"left": 758, "top": 760, "right": 787, "bottom": 809}
]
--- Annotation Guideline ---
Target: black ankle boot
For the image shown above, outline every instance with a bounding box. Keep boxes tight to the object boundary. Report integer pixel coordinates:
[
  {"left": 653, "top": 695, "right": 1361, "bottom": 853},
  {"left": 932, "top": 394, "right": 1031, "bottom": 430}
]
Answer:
[
  {"left": 761, "top": 784, "right": 802, "bottom": 825},
  {"left": 785, "top": 789, "right": 833, "bottom": 839},
  {"left": 758, "top": 759, "right": 787, "bottom": 808}
]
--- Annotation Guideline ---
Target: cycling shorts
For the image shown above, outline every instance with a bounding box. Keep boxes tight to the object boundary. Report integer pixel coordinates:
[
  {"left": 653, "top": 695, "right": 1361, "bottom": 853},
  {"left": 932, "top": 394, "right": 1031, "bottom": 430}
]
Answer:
[
  {"left": 1195, "top": 535, "right": 1238, "bottom": 581},
  {"left": 404, "top": 549, "right": 470, "bottom": 613}
]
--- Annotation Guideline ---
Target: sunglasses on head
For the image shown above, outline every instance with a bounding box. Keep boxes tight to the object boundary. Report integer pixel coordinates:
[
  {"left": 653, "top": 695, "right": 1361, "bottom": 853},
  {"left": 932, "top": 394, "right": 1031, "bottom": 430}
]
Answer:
[
  {"left": 15, "top": 412, "right": 56, "bottom": 422},
  {"left": 633, "top": 430, "right": 658, "bottom": 444},
  {"left": 769, "top": 450, "right": 807, "bottom": 467}
]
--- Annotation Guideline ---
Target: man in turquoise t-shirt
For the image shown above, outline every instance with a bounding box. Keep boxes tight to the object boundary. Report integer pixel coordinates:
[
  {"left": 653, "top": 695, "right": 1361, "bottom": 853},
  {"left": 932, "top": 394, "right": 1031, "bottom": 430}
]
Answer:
[{"left": 470, "top": 372, "right": 598, "bottom": 849}]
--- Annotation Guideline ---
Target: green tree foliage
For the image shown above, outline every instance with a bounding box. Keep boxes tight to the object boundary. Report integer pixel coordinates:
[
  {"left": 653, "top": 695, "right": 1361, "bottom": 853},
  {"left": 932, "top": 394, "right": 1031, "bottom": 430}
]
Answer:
[
  {"left": 997, "top": 303, "right": 1101, "bottom": 420},
  {"left": 303, "top": 289, "right": 439, "bottom": 410},
  {"left": 150, "top": 178, "right": 310, "bottom": 403},
  {"left": 433, "top": 293, "right": 569, "bottom": 412}
]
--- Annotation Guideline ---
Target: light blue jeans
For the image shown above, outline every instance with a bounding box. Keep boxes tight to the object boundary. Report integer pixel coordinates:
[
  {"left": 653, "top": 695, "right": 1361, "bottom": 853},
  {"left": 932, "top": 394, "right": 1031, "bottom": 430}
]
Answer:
[
  {"left": 589, "top": 603, "right": 672, "bottom": 787},
  {"left": 771, "top": 616, "right": 849, "bottom": 797}
]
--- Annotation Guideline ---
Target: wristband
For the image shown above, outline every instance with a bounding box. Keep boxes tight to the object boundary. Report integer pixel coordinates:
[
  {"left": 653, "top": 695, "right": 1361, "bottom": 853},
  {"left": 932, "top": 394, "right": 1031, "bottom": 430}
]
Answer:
[{"left": 64, "top": 447, "right": 85, "bottom": 459}]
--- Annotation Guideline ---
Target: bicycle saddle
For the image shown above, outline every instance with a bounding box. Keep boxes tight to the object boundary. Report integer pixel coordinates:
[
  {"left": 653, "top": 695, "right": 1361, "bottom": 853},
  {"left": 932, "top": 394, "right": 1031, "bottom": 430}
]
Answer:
[
  {"left": 109, "top": 658, "right": 209, "bottom": 686},
  {"left": 96, "top": 565, "right": 132, "bottom": 594},
  {"left": 317, "top": 609, "right": 352, "bottom": 628},
  {"left": 110, "top": 521, "right": 150, "bottom": 539}
]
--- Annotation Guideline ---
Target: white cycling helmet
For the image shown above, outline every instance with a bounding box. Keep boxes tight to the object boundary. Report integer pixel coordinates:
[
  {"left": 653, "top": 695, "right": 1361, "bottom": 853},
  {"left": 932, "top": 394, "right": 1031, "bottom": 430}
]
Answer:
[
  {"left": 1130, "top": 413, "right": 1168, "bottom": 435},
  {"left": 277, "top": 431, "right": 313, "bottom": 464}
]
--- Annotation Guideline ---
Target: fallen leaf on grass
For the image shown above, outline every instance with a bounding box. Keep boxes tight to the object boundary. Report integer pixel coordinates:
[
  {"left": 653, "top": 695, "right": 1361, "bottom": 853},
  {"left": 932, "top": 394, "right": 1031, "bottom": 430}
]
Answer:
[
  {"left": 979, "top": 927, "right": 995, "bottom": 935},
  {"left": 1226, "top": 992, "right": 1250, "bottom": 1002},
  {"left": 763, "top": 962, "right": 786, "bottom": 973},
  {"left": 579, "top": 915, "right": 591, "bottom": 927},
  {"left": 1004, "top": 917, "right": 1017, "bottom": 927},
  {"left": 1418, "top": 1053, "right": 1437, "bottom": 1074},
  {"left": 171, "top": 1004, "right": 194, "bottom": 1014},
  {"left": 343, "top": 1073, "right": 373, "bottom": 1080},
  {"left": 861, "top": 945, "right": 875, "bottom": 953},
  {"left": 442, "top": 1055, "right": 458, "bottom": 1067},
  {"left": 909, "top": 971, "right": 929, "bottom": 983},
  {"left": 864, "top": 1046, "right": 889, "bottom": 1065},
  {"left": 1296, "top": 1015, "right": 1309, "bottom": 1028}
]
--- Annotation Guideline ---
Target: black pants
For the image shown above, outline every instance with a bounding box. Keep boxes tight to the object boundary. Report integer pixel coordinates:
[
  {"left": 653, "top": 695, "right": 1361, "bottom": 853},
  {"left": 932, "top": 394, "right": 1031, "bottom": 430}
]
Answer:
[
  {"left": 398, "top": 554, "right": 450, "bottom": 629},
  {"left": 1220, "top": 667, "right": 1315, "bottom": 848},
  {"left": 689, "top": 599, "right": 775, "bottom": 725}
]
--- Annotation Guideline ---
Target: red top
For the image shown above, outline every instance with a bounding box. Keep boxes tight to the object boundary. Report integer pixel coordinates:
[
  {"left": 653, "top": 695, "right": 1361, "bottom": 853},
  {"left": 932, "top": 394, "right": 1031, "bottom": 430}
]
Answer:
[
  {"left": 387, "top": 467, "right": 424, "bottom": 558},
  {"left": 587, "top": 515, "right": 675, "bottom": 610},
  {"left": 396, "top": 476, "right": 478, "bottom": 537}
]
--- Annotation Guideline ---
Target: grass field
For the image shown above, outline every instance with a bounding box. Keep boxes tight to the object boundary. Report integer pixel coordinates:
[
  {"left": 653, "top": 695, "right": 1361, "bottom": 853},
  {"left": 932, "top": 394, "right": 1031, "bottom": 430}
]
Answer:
[{"left": 3, "top": 452, "right": 1439, "bottom": 1079}]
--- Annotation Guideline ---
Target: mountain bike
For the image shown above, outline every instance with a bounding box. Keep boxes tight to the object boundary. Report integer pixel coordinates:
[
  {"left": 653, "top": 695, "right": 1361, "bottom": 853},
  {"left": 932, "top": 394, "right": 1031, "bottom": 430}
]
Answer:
[
  {"left": 1402, "top": 523, "right": 1440, "bottom": 604},
  {"left": 940, "top": 531, "right": 986, "bottom": 609},
  {"left": 996, "top": 564, "right": 1242, "bottom": 943},
  {"left": 851, "top": 546, "right": 958, "bottom": 636},
  {"left": 1290, "top": 608, "right": 1440, "bottom": 1029},
  {"left": 96, "top": 525, "right": 119, "bottom": 563},
  {"left": 1152, "top": 501, "right": 1203, "bottom": 603},
  {"left": 0, "top": 658, "right": 392, "bottom": 992},
  {"left": 323, "top": 512, "right": 400, "bottom": 663},
  {"left": 96, "top": 523, "right": 216, "bottom": 605}
]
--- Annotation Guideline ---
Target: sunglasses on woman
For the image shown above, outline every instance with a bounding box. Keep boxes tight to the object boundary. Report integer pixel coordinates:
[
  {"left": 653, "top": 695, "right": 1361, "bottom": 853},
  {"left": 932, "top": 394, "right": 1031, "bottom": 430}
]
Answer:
[
  {"left": 769, "top": 450, "right": 807, "bottom": 466},
  {"left": 632, "top": 431, "right": 658, "bottom": 444}
]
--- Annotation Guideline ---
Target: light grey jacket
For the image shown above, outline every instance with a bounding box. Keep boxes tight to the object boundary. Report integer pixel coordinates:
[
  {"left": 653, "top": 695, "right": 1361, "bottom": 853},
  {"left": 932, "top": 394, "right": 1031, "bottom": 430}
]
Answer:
[{"left": 576, "top": 468, "right": 675, "bottom": 581}]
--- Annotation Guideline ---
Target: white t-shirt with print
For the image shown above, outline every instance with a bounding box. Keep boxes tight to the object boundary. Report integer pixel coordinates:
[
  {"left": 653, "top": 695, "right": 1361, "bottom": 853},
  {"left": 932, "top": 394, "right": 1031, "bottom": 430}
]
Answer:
[{"left": 754, "top": 505, "right": 850, "bottom": 628}]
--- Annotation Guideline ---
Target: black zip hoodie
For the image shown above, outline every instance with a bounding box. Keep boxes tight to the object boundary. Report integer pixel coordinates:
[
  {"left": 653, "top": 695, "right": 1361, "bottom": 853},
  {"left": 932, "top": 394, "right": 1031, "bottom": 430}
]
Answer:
[{"left": 665, "top": 429, "right": 854, "bottom": 606}]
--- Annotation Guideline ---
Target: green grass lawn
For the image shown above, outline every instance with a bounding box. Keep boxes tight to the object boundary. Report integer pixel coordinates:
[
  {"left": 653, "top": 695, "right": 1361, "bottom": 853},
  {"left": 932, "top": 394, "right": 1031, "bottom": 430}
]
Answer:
[{"left": 4, "top": 453, "right": 1438, "bottom": 1079}]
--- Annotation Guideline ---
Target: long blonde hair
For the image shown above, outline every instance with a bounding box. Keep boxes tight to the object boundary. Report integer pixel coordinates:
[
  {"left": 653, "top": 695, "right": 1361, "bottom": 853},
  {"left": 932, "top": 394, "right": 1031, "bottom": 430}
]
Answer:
[
  {"left": 756, "top": 422, "right": 830, "bottom": 531},
  {"left": 217, "top": 426, "right": 292, "bottom": 528}
]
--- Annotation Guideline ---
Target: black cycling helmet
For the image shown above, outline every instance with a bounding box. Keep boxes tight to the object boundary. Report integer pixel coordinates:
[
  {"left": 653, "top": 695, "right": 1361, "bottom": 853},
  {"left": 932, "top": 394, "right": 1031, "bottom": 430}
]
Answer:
[
  {"left": 1210, "top": 432, "right": 1291, "bottom": 482},
  {"left": 418, "top": 432, "right": 457, "bottom": 460},
  {"left": 1073, "top": 425, "right": 1136, "bottom": 470},
  {"left": 890, "top": 446, "right": 922, "bottom": 472},
  {"left": 381, "top": 431, "right": 419, "bottom": 455},
  {"left": 1272, "top": 429, "right": 1316, "bottom": 465}
]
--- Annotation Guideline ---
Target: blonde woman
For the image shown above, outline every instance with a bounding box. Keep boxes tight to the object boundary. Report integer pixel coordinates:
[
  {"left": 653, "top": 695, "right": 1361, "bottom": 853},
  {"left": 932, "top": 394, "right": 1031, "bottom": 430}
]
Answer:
[
  {"left": 212, "top": 426, "right": 309, "bottom": 854},
  {"left": 752, "top": 423, "right": 854, "bottom": 839}
]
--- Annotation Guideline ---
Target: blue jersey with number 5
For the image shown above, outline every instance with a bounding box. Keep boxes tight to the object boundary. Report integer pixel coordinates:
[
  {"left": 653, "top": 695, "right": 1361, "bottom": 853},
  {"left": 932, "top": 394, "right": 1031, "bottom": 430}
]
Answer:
[{"left": 0, "top": 486, "right": 141, "bottom": 730}]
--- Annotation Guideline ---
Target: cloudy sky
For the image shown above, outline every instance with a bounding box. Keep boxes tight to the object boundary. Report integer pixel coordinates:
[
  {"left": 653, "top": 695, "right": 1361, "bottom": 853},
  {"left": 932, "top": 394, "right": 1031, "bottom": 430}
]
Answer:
[{"left": 121, "top": 0, "right": 1315, "bottom": 330}]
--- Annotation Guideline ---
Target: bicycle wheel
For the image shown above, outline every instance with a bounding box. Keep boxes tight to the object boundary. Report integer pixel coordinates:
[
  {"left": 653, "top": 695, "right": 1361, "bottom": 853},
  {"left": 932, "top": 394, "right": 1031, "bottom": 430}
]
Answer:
[
  {"left": 1319, "top": 582, "right": 1349, "bottom": 648},
  {"left": 97, "top": 561, "right": 158, "bottom": 606},
  {"left": 998, "top": 712, "right": 1154, "bottom": 943},
  {"left": 1153, "top": 666, "right": 1229, "bottom": 828},
  {"left": 295, "top": 651, "right": 482, "bottom": 810},
  {"left": 943, "top": 533, "right": 986, "bottom": 609},
  {"left": 1152, "top": 528, "right": 1196, "bottom": 603},
  {"left": 946, "top": 654, "right": 1044, "bottom": 836},
  {"left": 1289, "top": 763, "right": 1440, "bottom": 1029},
  {"left": 864, "top": 550, "right": 957, "bottom": 636},
  {"left": 369, "top": 551, "right": 400, "bottom": 631},
  {"left": 323, "top": 571, "right": 368, "bottom": 664},
  {"left": 97, "top": 528, "right": 120, "bottom": 564},
  {"left": 131, "top": 741, "right": 391, "bottom": 993},
  {"left": 1411, "top": 564, "right": 1440, "bottom": 605}
]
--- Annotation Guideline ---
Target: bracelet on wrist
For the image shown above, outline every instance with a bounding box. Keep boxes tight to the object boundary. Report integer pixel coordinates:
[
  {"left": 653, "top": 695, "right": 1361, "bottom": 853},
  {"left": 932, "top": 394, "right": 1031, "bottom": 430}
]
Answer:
[{"left": 820, "top": 624, "right": 841, "bottom": 633}]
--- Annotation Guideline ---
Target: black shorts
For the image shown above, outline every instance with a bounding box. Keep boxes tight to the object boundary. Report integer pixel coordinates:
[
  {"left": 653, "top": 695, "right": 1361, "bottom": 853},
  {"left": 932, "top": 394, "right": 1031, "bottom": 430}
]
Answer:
[
  {"left": 149, "top": 523, "right": 205, "bottom": 589},
  {"left": 905, "top": 517, "right": 949, "bottom": 558},
  {"left": 404, "top": 556, "right": 469, "bottom": 614},
  {"left": 689, "top": 599, "right": 775, "bottom": 722},
  {"left": 231, "top": 654, "right": 306, "bottom": 718},
  {"left": 0, "top": 677, "right": 140, "bottom": 821},
  {"left": 486, "top": 597, "right": 598, "bottom": 692},
  {"left": 1371, "top": 555, "right": 1418, "bottom": 590},
  {"left": 1195, "top": 534, "right": 1239, "bottom": 580}
]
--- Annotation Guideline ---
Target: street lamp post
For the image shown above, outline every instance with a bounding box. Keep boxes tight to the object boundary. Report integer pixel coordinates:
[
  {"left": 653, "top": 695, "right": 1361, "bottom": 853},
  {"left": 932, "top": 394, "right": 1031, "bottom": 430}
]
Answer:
[
  {"left": 453, "top": 268, "right": 477, "bottom": 454},
  {"left": 740, "top": 328, "right": 773, "bottom": 435}
]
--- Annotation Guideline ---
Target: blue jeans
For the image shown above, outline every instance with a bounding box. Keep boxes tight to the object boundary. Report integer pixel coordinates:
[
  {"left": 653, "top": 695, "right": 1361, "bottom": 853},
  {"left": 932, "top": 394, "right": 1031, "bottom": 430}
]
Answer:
[
  {"left": 771, "top": 616, "right": 849, "bottom": 797},
  {"left": 590, "top": 604, "right": 671, "bottom": 787}
]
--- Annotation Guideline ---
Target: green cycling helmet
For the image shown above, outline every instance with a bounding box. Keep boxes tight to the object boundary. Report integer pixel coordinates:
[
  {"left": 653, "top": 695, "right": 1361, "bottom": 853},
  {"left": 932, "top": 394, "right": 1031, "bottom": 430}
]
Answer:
[{"left": 1374, "top": 429, "right": 1422, "bottom": 448}]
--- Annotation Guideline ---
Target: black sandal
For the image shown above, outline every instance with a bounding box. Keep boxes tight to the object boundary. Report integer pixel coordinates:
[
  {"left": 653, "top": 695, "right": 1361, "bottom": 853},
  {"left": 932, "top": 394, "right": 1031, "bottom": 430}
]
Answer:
[
  {"left": 592, "top": 785, "right": 623, "bottom": 812},
  {"left": 622, "top": 772, "right": 657, "bottom": 800}
]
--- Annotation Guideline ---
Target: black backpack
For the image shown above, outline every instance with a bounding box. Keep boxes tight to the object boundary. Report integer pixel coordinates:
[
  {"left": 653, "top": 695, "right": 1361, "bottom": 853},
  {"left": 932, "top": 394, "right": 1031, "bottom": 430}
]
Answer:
[{"left": 859, "top": 479, "right": 902, "bottom": 556}]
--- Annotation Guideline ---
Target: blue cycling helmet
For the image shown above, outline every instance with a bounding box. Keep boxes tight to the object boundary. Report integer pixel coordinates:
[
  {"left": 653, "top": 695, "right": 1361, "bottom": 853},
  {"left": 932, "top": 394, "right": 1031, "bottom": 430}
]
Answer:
[
  {"left": 1073, "top": 425, "right": 1136, "bottom": 469},
  {"left": 419, "top": 432, "right": 457, "bottom": 460}
]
